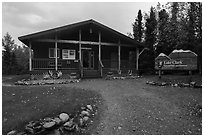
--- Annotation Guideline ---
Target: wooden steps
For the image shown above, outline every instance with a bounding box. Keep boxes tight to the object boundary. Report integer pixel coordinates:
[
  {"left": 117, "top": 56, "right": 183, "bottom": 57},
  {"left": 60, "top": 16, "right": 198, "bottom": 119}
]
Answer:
[{"left": 83, "top": 69, "right": 101, "bottom": 78}]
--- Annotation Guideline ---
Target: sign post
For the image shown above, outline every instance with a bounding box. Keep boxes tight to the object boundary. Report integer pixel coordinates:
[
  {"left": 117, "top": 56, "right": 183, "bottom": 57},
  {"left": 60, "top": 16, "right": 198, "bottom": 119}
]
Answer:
[{"left": 158, "top": 61, "right": 163, "bottom": 79}]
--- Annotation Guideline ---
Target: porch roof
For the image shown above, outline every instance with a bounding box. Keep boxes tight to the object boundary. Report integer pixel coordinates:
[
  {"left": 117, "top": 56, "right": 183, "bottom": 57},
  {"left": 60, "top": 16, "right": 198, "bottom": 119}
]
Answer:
[{"left": 19, "top": 19, "right": 143, "bottom": 48}]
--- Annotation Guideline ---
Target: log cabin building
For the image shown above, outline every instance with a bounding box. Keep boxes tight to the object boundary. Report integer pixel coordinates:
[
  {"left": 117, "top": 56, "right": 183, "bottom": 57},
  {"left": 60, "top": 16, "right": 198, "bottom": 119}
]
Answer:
[{"left": 18, "top": 19, "right": 142, "bottom": 78}]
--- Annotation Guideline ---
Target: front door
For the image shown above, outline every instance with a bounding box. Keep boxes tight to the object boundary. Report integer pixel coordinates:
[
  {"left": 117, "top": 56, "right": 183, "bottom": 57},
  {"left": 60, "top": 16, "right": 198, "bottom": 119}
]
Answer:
[
  {"left": 111, "top": 52, "right": 118, "bottom": 69},
  {"left": 82, "top": 50, "right": 94, "bottom": 69}
]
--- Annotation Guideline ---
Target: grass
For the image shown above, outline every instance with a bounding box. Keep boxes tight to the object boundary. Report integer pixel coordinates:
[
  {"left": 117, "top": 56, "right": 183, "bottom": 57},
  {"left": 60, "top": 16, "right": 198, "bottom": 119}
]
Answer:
[
  {"left": 147, "top": 74, "right": 202, "bottom": 85},
  {"left": 2, "top": 85, "right": 103, "bottom": 134},
  {"left": 2, "top": 74, "right": 30, "bottom": 84},
  {"left": 2, "top": 74, "right": 202, "bottom": 135}
]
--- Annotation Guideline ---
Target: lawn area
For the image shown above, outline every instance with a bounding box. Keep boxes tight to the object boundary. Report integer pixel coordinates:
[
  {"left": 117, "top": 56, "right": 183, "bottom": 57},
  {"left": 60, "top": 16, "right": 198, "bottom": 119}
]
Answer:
[
  {"left": 2, "top": 74, "right": 30, "bottom": 85},
  {"left": 2, "top": 74, "right": 202, "bottom": 135},
  {"left": 150, "top": 74, "right": 202, "bottom": 85},
  {"left": 62, "top": 75, "right": 202, "bottom": 135},
  {"left": 2, "top": 85, "right": 103, "bottom": 134}
]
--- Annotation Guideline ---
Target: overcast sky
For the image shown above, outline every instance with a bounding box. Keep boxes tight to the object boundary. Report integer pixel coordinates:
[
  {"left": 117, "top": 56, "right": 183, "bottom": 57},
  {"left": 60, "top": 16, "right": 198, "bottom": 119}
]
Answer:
[{"left": 2, "top": 2, "right": 160, "bottom": 45}]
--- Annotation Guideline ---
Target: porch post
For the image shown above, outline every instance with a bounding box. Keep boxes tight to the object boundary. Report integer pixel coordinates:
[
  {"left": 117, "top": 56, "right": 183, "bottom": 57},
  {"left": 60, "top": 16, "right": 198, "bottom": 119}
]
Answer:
[
  {"left": 136, "top": 48, "right": 139, "bottom": 71},
  {"left": 29, "top": 41, "right": 32, "bottom": 71},
  {"left": 79, "top": 29, "right": 82, "bottom": 62},
  {"left": 79, "top": 29, "right": 83, "bottom": 77},
  {"left": 99, "top": 31, "right": 102, "bottom": 77},
  {"left": 99, "top": 31, "right": 101, "bottom": 61},
  {"left": 55, "top": 33, "right": 58, "bottom": 71},
  {"left": 118, "top": 40, "right": 121, "bottom": 71}
]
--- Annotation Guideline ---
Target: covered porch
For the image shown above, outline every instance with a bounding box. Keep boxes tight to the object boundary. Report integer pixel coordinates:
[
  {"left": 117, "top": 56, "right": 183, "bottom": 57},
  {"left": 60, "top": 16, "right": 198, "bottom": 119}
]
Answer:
[{"left": 19, "top": 19, "right": 142, "bottom": 78}]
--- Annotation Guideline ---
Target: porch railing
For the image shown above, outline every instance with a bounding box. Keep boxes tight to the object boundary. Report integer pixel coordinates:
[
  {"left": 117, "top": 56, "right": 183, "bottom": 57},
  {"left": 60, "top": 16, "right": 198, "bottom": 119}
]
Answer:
[
  {"left": 32, "top": 58, "right": 136, "bottom": 71},
  {"left": 32, "top": 58, "right": 79, "bottom": 70},
  {"left": 101, "top": 59, "right": 136, "bottom": 70},
  {"left": 102, "top": 59, "right": 118, "bottom": 69}
]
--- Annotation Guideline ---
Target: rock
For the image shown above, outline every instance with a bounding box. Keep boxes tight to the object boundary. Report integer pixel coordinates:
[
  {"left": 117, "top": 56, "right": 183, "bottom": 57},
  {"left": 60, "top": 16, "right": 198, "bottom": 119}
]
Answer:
[
  {"left": 79, "top": 118, "right": 83, "bottom": 126},
  {"left": 43, "top": 121, "right": 56, "bottom": 129},
  {"left": 194, "top": 85, "right": 202, "bottom": 88},
  {"left": 43, "top": 117, "right": 53, "bottom": 122},
  {"left": 25, "top": 121, "right": 42, "bottom": 134},
  {"left": 54, "top": 129, "right": 61, "bottom": 135},
  {"left": 70, "top": 80, "right": 75, "bottom": 83},
  {"left": 59, "top": 113, "right": 69, "bottom": 122},
  {"left": 64, "top": 119, "right": 75, "bottom": 131},
  {"left": 118, "top": 126, "right": 122, "bottom": 130},
  {"left": 190, "top": 81, "right": 196, "bottom": 86},
  {"left": 83, "top": 116, "right": 89, "bottom": 122},
  {"left": 64, "top": 126, "right": 75, "bottom": 132},
  {"left": 74, "top": 123, "right": 79, "bottom": 132},
  {"left": 161, "top": 82, "right": 166, "bottom": 86},
  {"left": 87, "top": 105, "right": 93, "bottom": 111},
  {"left": 58, "top": 127, "right": 64, "bottom": 135},
  {"left": 81, "top": 110, "right": 90, "bottom": 116},
  {"left": 25, "top": 126, "right": 34, "bottom": 134},
  {"left": 76, "top": 80, "right": 80, "bottom": 83},
  {"left": 183, "top": 83, "right": 190, "bottom": 87},
  {"left": 7, "top": 130, "right": 17, "bottom": 135},
  {"left": 148, "top": 81, "right": 156, "bottom": 85},
  {"left": 86, "top": 108, "right": 91, "bottom": 113},
  {"left": 16, "top": 131, "right": 26, "bottom": 135},
  {"left": 81, "top": 106, "right": 86, "bottom": 110},
  {"left": 53, "top": 117, "right": 61, "bottom": 125},
  {"left": 172, "top": 83, "right": 178, "bottom": 87},
  {"left": 64, "top": 119, "right": 74, "bottom": 127},
  {"left": 33, "top": 125, "right": 44, "bottom": 134}
]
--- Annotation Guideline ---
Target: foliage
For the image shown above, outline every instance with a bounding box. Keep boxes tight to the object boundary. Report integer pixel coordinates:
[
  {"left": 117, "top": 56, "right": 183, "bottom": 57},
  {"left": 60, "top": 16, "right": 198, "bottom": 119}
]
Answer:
[
  {"left": 133, "top": 10, "right": 143, "bottom": 42},
  {"left": 2, "top": 33, "right": 29, "bottom": 75},
  {"left": 139, "top": 7, "right": 157, "bottom": 72},
  {"left": 132, "top": 2, "right": 202, "bottom": 74},
  {"left": 186, "top": 2, "right": 202, "bottom": 73},
  {"left": 2, "top": 33, "right": 18, "bottom": 74},
  {"left": 156, "top": 9, "right": 170, "bottom": 55},
  {"left": 14, "top": 44, "right": 29, "bottom": 74}
]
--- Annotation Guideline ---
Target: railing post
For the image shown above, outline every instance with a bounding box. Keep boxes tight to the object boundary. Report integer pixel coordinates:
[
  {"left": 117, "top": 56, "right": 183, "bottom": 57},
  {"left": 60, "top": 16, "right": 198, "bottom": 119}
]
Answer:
[
  {"left": 55, "top": 33, "right": 58, "bottom": 71},
  {"left": 29, "top": 41, "right": 32, "bottom": 71},
  {"left": 118, "top": 40, "right": 121, "bottom": 72}
]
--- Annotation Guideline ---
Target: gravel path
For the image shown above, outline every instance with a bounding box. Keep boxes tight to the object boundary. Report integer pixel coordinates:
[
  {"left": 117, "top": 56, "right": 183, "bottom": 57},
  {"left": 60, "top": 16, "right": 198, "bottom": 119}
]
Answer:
[{"left": 63, "top": 78, "right": 202, "bottom": 135}]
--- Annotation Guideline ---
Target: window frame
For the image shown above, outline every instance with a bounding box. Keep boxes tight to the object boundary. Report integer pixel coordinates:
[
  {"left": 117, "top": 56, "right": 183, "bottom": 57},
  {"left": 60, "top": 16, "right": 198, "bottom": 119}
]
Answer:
[{"left": 62, "top": 49, "right": 76, "bottom": 60}]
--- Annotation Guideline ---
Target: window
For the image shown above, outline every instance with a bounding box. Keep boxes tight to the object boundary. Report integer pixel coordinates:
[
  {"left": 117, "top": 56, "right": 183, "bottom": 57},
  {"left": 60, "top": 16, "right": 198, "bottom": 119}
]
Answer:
[
  {"left": 49, "top": 48, "right": 60, "bottom": 58},
  {"left": 62, "top": 49, "right": 76, "bottom": 60}
]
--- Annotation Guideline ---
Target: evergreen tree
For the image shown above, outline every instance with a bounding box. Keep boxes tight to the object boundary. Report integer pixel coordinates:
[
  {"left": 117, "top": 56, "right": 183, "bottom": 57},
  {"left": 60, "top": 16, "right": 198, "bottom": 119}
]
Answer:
[
  {"left": 14, "top": 44, "right": 29, "bottom": 73},
  {"left": 140, "top": 7, "right": 157, "bottom": 72},
  {"left": 156, "top": 9, "right": 170, "bottom": 55},
  {"left": 187, "top": 2, "right": 202, "bottom": 73},
  {"left": 186, "top": 2, "right": 197, "bottom": 51},
  {"left": 2, "top": 33, "right": 30, "bottom": 74},
  {"left": 2, "top": 32, "right": 17, "bottom": 74},
  {"left": 133, "top": 10, "right": 143, "bottom": 42},
  {"left": 167, "top": 2, "right": 179, "bottom": 51},
  {"left": 136, "top": 2, "right": 202, "bottom": 74}
]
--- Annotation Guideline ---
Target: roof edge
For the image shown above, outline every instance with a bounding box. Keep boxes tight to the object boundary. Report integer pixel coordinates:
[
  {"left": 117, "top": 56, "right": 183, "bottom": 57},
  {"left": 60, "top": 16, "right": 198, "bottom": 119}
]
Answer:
[{"left": 18, "top": 19, "right": 143, "bottom": 47}]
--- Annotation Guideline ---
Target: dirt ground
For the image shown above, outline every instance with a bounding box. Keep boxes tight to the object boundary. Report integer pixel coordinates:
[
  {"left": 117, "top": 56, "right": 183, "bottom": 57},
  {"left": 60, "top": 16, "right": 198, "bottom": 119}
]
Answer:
[
  {"left": 2, "top": 75, "right": 202, "bottom": 135},
  {"left": 63, "top": 76, "right": 202, "bottom": 135}
]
